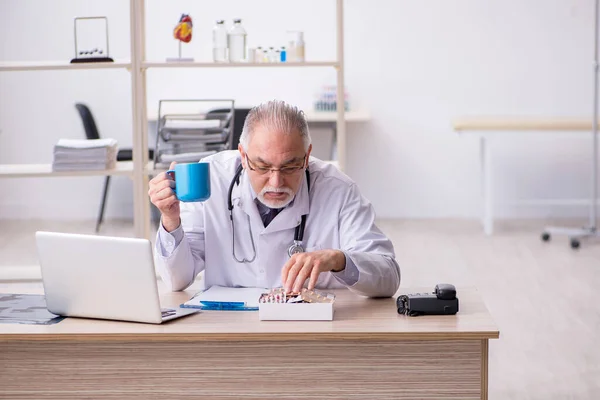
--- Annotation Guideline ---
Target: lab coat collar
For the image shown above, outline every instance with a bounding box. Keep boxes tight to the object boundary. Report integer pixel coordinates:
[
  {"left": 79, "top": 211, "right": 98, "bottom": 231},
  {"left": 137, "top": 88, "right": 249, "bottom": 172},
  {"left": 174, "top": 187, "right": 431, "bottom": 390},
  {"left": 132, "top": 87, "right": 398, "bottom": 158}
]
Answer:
[
  {"left": 232, "top": 169, "right": 310, "bottom": 235},
  {"left": 231, "top": 170, "right": 263, "bottom": 229}
]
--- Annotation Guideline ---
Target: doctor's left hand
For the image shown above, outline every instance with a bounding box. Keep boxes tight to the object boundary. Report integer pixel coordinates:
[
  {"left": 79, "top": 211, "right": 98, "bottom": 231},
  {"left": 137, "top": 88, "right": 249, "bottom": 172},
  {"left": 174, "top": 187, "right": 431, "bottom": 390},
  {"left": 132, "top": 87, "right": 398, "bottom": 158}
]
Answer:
[{"left": 281, "top": 249, "right": 346, "bottom": 292}]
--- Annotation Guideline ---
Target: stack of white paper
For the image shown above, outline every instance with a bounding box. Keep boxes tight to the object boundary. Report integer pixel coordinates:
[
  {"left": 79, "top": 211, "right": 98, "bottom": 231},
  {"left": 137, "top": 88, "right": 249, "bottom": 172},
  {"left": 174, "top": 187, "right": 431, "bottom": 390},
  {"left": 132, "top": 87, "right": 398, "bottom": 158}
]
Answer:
[
  {"left": 163, "top": 119, "right": 221, "bottom": 130},
  {"left": 52, "top": 138, "right": 119, "bottom": 171}
]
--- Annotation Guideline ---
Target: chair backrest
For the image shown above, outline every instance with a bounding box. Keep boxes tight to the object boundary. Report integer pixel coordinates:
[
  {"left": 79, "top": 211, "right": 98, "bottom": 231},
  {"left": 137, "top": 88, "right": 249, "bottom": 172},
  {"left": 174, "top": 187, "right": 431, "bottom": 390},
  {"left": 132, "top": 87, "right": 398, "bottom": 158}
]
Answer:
[
  {"left": 75, "top": 103, "right": 101, "bottom": 140},
  {"left": 208, "top": 108, "right": 251, "bottom": 150}
]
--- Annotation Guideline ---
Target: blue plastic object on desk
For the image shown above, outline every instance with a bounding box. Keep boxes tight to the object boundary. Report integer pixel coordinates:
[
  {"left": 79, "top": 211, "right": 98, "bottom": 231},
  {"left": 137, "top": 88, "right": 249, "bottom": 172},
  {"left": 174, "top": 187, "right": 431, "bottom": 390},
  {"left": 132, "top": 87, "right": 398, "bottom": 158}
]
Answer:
[
  {"left": 199, "top": 300, "right": 244, "bottom": 307},
  {"left": 180, "top": 286, "right": 265, "bottom": 311}
]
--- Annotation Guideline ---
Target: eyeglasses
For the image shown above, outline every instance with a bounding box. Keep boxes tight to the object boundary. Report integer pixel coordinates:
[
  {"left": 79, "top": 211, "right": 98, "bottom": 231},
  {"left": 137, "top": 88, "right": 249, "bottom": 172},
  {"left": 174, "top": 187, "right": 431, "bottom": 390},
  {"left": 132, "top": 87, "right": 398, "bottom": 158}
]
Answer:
[{"left": 245, "top": 154, "right": 306, "bottom": 176}]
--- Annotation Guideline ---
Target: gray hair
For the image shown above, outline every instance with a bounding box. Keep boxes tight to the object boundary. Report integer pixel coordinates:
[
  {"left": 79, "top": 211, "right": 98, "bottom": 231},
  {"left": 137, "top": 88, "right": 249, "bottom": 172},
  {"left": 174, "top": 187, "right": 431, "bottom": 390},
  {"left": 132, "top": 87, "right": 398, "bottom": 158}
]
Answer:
[{"left": 239, "top": 100, "right": 311, "bottom": 151}]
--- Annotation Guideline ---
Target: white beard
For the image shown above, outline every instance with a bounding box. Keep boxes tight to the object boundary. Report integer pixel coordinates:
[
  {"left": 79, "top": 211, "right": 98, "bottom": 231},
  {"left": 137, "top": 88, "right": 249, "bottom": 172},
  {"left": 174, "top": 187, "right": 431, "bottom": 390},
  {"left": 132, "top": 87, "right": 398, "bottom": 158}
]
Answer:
[{"left": 258, "top": 186, "right": 294, "bottom": 208}]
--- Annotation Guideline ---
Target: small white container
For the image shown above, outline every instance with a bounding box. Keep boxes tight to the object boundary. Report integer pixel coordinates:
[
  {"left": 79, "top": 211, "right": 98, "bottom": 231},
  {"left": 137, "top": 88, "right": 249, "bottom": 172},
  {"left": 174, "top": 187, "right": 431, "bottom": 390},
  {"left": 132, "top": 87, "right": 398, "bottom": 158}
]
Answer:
[
  {"left": 247, "top": 48, "right": 256, "bottom": 63},
  {"left": 258, "top": 300, "right": 334, "bottom": 321},
  {"left": 294, "top": 31, "right": 305, "bottom": 62}
]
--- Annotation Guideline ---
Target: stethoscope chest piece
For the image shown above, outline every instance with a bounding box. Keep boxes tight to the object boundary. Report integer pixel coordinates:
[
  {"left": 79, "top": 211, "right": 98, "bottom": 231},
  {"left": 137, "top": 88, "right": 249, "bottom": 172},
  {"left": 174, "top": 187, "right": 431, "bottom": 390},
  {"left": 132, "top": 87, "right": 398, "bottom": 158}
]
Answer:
[{"left": 288, "top": 241, "right": 305, "bottom": 257}]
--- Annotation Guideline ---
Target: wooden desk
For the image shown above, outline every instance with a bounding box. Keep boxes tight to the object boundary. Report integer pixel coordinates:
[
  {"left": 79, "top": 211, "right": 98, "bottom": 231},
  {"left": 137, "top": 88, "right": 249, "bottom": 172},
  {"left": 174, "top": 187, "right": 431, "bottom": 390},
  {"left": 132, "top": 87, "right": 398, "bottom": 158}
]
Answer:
[
  {"left": 0, "top": 286, "right": 499, "bottom": 399},
  {"left": 453, "top": 117, "right": 598, "bottom": 235}
]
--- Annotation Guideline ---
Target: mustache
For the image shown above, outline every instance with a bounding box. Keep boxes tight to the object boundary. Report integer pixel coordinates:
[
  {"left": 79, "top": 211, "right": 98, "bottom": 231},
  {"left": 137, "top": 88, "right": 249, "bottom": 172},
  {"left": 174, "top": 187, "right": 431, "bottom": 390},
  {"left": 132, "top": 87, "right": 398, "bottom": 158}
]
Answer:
[{"left": 260, "top": 186, "right": 293, "bottom": 196}]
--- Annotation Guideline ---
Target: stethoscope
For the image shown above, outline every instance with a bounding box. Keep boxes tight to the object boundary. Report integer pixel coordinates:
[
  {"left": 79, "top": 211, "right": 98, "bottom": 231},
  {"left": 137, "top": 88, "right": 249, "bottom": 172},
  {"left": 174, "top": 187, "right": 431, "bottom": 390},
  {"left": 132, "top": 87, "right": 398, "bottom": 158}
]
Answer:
[{"left": 227, "top": 164, "right": 310, "bottom": 263}]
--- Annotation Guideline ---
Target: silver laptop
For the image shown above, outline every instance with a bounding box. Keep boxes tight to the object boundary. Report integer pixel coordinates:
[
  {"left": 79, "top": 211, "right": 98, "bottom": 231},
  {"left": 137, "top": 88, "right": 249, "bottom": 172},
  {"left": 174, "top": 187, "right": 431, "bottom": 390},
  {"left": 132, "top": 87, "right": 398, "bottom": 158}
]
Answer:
[{"left": 35, "top": 231, "right": 199, "bottom": 324}]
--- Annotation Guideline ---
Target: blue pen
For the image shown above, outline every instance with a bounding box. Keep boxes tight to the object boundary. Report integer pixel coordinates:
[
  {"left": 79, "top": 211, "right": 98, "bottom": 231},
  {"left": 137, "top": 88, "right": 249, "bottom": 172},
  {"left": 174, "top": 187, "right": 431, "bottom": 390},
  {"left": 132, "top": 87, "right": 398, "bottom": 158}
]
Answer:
[
  {"left": 201, "top": 305, "right": 258, "bottom": 311},
  {"left": 199, "top": 301, "right": 246, "bottom": 308}
]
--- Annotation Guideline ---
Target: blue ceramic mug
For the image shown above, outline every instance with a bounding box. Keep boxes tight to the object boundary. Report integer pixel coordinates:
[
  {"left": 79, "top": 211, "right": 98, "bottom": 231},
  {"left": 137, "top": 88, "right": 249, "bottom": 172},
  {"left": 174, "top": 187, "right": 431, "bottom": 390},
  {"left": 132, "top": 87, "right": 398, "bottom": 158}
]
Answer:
[{"left": 167, "top": 162, "right": 211, "bottom": 202}]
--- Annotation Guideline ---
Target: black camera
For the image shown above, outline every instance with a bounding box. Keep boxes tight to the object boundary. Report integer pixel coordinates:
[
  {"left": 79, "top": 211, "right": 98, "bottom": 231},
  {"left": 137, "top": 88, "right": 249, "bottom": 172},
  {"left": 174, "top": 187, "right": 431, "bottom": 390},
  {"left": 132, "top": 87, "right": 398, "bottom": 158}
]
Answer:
[{"left": 396, "top": 284, "right": 459, "bottom": 316}]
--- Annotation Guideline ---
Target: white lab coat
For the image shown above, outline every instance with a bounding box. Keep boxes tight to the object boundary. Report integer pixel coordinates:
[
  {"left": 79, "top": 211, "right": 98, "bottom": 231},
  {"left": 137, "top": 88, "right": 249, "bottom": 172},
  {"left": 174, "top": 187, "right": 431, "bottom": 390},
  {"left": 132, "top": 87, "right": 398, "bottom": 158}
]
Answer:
[{"left": 155, "top": 150, "right": 401, "bottom": 297}]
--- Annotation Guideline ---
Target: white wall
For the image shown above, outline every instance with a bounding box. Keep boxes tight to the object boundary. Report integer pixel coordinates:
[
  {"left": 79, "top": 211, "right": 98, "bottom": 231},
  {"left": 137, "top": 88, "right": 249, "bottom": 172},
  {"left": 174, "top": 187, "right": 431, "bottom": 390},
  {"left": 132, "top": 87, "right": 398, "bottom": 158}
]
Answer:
[{"left": 0, "top": 0, "right": 597, "bottom": 221}]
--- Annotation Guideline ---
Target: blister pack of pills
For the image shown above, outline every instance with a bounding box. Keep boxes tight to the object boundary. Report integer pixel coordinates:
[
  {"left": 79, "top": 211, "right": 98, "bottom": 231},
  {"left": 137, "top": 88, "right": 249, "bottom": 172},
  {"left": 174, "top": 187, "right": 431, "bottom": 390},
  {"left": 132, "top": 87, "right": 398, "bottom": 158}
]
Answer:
[{"left": 259, "top": 288, "right": 335, "bottom": 304}]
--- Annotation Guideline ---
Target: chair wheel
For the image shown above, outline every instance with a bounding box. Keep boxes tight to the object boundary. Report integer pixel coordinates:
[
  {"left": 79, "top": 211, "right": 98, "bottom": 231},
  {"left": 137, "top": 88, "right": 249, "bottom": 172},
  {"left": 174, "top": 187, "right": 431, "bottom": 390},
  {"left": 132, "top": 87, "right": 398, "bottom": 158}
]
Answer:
[
  {"left": 570, "top": 238, "right": 580, "bottom": 249},
  {"left": 541, "top": 232, "right": 551, "bottom": 242}
]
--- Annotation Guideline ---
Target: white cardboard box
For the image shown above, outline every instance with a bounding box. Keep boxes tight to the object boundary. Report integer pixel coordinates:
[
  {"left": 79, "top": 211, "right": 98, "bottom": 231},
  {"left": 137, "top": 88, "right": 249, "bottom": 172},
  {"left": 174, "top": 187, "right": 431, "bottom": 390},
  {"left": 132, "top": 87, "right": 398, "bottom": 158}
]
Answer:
[{"left": 258, "top": 302, "right": 334, "bottom": 321}]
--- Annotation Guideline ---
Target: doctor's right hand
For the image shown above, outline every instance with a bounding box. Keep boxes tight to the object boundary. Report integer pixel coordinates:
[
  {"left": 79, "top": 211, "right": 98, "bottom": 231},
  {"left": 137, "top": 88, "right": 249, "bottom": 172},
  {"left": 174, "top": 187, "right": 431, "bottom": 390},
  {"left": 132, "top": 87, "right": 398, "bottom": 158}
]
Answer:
[{"left": 148, "top": 162, "right": 180, "bottom": 232}]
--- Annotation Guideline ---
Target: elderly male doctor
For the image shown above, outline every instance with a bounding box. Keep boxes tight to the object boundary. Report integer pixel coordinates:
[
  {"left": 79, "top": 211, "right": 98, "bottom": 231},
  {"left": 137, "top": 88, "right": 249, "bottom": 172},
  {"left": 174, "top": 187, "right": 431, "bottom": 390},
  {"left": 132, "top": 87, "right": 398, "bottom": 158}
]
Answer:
[{"left": 149, "top": 100, "right": 400, "bottom": 297}]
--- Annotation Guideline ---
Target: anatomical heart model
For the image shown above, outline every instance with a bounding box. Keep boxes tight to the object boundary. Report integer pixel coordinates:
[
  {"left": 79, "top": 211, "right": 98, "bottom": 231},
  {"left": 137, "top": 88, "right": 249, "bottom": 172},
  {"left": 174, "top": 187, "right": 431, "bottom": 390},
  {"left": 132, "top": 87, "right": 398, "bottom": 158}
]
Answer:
[
  {"left": 174, "top": 14, "right": 193, "bottom": 43},
  {"left": 167, "top": 14, "right": 194, "bottom": 61}
]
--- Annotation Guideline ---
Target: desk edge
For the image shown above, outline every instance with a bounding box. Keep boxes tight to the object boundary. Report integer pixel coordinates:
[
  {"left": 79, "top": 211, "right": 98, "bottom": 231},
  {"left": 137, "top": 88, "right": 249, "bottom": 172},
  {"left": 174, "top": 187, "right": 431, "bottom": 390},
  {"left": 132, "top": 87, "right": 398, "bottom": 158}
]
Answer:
[{"left": 0, "top": 330, "right": 500, "bottom": 342}]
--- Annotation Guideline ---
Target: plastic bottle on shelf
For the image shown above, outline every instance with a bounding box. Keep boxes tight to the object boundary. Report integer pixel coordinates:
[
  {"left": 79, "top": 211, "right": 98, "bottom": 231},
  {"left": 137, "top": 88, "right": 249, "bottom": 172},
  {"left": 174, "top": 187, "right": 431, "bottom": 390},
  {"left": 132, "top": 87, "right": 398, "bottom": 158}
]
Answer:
[
  {"left": 294, "top": 31, "right": 305, "bottom": 62},
  {"left": 263, "top": 48, "right": 271, "bottom": 63},
  {"left": 228, "top": 19, "right": 247, "bottom": 62},
  {"left": 287, "top": 40, "right": 296, "bottom": 62},
  {"left": 280, "top": 47, "right": 287, "bottom": 62},
  {"left": 268, "top": 46, "right": 276, "bottom": 62},
  {"left": 247, "top": 48, "right": 256, "bottom": 63},
  {"left": 256, "top": 47, "right": 264, "bottom": 63},
  {"left": 212, "top": 20, "right": 228, "bottom": 63}
]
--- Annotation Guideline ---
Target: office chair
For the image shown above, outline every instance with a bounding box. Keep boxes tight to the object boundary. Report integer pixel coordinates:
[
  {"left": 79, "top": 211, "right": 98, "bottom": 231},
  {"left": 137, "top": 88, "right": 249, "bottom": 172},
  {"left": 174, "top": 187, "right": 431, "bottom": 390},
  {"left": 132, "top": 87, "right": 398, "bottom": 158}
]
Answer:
[
  {"left": 207, "top": 108, "right": 251, "bottom": 150},
  {"left": 75, "top": 103, "right": 154, "bottom": 232}
]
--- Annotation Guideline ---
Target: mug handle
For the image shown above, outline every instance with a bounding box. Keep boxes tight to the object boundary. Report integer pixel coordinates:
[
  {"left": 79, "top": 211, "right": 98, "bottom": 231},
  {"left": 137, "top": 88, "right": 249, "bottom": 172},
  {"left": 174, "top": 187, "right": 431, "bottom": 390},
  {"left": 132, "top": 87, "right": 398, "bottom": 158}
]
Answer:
[{"left": 166, "top": 170, "right": 176, "bottom": 190}]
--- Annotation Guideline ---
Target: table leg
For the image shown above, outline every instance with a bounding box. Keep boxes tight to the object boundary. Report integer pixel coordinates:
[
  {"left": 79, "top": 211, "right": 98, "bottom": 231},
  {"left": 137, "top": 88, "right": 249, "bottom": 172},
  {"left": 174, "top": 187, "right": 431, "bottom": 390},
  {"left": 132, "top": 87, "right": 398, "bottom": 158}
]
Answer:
[
  {"left": 480, "top": 136, "right": 493, "bottom": 235},
  {"left": 481, "top": 339, "right": 489, "bottom": 400}
]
